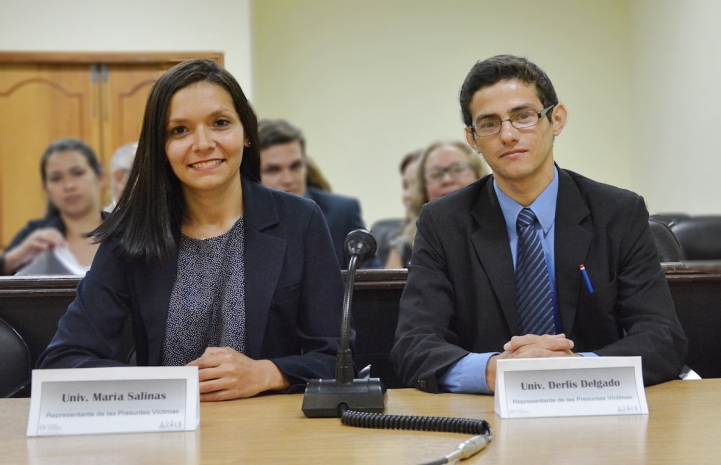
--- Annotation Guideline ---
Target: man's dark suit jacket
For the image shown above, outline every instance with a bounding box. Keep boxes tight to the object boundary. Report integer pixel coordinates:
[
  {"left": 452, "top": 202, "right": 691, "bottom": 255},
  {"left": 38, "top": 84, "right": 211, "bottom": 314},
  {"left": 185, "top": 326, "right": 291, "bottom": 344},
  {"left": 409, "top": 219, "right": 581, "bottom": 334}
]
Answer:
[
  {"left": 38, "top": 181, "right": 346, "bottom": 392},
  {"left": 391, "top": 168, "right": 687, "bottom": 393},
  {"left": 305, "top": 187, "right": 379, "bottom": 269}
]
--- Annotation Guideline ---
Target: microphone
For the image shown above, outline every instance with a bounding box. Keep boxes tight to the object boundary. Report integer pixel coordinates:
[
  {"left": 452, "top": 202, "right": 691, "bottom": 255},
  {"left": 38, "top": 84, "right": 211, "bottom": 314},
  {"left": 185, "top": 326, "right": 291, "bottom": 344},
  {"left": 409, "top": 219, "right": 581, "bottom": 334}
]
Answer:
[{"left": 302, "top": 229, "right": 387, "bottom": 418}]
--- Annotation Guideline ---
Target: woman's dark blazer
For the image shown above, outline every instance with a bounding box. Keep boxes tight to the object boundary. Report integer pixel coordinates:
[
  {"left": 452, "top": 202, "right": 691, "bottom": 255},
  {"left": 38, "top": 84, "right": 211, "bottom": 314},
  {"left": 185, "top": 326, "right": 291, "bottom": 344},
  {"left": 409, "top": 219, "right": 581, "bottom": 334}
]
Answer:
[{"left": 38, "top": 180, "right": 346, "bottom": 392}]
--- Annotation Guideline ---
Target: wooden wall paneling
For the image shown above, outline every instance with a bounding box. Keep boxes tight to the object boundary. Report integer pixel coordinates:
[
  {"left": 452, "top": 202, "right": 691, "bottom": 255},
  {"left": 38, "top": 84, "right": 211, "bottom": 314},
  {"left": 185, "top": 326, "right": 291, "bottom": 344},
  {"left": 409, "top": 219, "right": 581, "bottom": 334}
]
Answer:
[
  {"left": 0, "top": 64, "right": 100, "bottom": 248},
  {"left": 99, "top": 64, "right": 164, "bottom": 204},
  {"left": 0, "top": 52, "right": 224, "bottom": 66}
]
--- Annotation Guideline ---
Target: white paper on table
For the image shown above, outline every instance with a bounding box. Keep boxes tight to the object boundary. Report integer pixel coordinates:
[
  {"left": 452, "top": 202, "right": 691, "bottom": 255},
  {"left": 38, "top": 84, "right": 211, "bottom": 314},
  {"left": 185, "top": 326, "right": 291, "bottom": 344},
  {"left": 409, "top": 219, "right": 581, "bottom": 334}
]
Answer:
[{"left": 15, "top": 246, "right": 89, "bottom": 276}]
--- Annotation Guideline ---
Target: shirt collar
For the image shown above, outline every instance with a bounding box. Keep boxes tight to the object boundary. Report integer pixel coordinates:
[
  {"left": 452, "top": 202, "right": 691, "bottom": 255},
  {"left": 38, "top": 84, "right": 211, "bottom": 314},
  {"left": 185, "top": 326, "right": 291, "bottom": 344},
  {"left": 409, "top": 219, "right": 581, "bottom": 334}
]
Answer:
[{"left": 493, "top": 166, "right": 559, "bottom": 235}]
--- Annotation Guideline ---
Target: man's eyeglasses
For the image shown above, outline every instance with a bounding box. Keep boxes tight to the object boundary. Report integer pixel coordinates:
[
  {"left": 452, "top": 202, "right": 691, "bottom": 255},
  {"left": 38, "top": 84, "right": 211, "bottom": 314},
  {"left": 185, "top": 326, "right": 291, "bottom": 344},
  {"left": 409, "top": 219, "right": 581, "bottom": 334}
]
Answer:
[
  {"left": 469, "top": 105, "right": 556, "bottom": 137},
  {"left": 425, "top": 163, "right": 472, "bottom": 184}
]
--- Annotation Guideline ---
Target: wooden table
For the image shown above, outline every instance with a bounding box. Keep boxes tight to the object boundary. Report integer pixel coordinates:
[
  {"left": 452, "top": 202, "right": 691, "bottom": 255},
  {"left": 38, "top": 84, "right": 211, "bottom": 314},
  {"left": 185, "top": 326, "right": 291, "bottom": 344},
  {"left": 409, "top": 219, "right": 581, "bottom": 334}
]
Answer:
[{"left": 2, "top": 380, "right": 719, "bottom": 464}]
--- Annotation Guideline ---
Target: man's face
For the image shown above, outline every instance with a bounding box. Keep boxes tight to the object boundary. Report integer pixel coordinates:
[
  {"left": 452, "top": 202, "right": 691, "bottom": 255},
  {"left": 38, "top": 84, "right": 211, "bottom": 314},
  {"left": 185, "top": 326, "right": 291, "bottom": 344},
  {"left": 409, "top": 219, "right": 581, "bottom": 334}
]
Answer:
[
  {"left": 464, "top": 79, "right": 566, "bottom": 192},
  {"left": 260, "top": 141, "right": 307, "bottom": 196}
]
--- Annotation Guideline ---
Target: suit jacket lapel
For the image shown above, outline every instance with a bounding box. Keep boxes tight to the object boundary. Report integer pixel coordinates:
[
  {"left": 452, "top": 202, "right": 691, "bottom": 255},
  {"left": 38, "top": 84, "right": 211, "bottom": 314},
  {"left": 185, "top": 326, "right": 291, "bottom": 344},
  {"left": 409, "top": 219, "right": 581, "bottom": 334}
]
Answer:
[
  {"left": 242, "top": 180, "right": 287, "bottom": 359},
  {"left": 471, "top": 179, "right": 518, "bottom": 334},
  {"left": 554, "top": 169, "right": 591, "bottom": 335},
  {"left": 137, "top": 249, "right": 178, "bottom": 366}
]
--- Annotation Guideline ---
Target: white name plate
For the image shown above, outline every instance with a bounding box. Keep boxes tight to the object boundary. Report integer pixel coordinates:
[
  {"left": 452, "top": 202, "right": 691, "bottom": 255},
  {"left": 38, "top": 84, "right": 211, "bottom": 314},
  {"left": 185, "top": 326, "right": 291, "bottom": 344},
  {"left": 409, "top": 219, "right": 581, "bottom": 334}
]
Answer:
[
  {"left": 27, "top": 366, "right": 199, "bottom": 436},
  {"left": 494, "top": 357, "right": 648, "bottom": 419}
]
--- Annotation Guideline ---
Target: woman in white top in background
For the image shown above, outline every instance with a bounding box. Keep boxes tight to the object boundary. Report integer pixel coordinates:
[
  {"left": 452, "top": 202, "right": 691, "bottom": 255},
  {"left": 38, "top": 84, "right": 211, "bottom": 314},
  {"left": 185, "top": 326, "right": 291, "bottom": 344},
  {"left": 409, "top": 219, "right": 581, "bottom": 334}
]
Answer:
[{"left": 0, "top": 138, "right": 105, "bottom": 275}]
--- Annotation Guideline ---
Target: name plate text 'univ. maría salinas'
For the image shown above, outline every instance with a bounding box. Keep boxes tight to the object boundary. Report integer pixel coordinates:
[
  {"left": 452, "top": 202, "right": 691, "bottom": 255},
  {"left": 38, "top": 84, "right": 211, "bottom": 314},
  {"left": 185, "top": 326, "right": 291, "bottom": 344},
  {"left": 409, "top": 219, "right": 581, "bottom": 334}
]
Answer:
[
  {"left": 27, "top": 366, "right": 199, "bottom": 436},
  {"left": 495, "top": 357, "right": 648, "bottom": 419}
]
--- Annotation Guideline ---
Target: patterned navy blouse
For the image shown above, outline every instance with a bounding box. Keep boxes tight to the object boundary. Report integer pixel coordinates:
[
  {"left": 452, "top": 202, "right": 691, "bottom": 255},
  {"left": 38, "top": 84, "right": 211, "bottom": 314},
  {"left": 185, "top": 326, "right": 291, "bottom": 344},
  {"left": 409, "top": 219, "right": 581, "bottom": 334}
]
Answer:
[{"left": 162, "top": 217, "right": 247, "bottom": 366}]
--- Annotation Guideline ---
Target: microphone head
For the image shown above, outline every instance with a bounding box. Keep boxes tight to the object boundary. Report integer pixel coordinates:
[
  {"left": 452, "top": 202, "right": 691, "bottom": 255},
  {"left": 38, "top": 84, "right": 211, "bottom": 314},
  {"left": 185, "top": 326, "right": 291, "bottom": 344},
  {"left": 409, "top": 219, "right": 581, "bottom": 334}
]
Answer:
[{"left": 344, "top": 229, "right": 377, "bottom": 262}]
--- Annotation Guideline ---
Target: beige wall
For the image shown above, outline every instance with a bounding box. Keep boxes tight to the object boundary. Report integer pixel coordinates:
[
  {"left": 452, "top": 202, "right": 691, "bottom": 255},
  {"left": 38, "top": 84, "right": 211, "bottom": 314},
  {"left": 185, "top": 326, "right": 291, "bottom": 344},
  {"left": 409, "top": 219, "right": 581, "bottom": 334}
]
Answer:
[
  {"left": 0, "top": 0, "right": 253, "bottom": 95},
  {"left": 5, "top": 0, "right": 719, "bottom": 223},
  {"left": 252, "top": 0, "right": 633, "bottom": 226},
  {"left": 630, "top": 0, "right": 721, "bottom": 215}
]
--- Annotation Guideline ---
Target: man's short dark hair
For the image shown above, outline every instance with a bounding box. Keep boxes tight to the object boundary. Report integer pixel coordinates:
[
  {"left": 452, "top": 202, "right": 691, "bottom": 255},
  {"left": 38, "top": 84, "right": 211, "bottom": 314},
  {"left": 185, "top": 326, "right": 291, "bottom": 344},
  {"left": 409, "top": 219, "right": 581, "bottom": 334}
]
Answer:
[
  {"left": 459, "top": 55, "right": 559, "bottom": 128},
  {"left": 258, "top": 119, "right": 306, "bottom": 156}
]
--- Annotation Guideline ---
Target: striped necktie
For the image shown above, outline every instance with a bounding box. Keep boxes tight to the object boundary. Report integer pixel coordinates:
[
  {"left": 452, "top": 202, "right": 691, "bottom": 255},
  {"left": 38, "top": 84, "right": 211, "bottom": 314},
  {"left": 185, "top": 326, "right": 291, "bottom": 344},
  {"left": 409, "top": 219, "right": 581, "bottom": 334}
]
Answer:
[{"left": 515, "top": 208, "right": 556, "bottom": 335}]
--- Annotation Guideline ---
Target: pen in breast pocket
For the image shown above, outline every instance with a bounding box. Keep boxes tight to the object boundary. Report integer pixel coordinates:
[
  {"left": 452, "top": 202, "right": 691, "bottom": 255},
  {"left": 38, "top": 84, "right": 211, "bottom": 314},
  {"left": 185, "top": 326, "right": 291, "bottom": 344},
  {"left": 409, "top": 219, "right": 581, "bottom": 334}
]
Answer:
[{"left": 579, "top": 264, "right": 594, "bottom": 293}]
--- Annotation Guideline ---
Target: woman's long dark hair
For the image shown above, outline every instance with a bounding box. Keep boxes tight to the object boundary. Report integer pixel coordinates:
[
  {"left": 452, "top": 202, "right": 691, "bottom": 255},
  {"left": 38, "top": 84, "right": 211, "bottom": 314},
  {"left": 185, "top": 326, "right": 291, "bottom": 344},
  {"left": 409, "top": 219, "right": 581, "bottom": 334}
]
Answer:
[
  {"left": 40, "top": 138, "right": 103, "bottom": 219},
  {"left": 93, "top": 59, "right": 261, "bottom": 263}
]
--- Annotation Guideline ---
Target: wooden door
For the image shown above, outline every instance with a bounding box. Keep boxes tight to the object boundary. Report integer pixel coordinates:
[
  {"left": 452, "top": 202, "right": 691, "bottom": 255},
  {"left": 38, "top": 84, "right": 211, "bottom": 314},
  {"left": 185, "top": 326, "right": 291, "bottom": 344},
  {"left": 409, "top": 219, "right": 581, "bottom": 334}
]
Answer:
[
  {"left": 0, "top": 63, "right": 100, "bottom": 247},
  {"left": 99, "top": 64, "right": 165, "bottom": 180}
]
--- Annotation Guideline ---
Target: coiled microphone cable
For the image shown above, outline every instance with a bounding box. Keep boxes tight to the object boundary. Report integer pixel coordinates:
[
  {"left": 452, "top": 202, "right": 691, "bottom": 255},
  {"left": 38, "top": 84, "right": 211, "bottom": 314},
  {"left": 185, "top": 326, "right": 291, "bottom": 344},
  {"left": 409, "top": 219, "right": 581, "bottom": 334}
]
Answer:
[{"left": 340, "top": 409, "right": 493, "bottom": 464}]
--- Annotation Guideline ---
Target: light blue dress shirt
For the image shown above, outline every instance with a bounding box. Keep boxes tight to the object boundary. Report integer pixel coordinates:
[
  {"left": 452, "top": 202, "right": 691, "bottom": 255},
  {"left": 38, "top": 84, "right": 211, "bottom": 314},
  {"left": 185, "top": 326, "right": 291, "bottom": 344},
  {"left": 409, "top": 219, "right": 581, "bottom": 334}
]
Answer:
[{"left": 438, "top": 168, "right": 596, "bottom": 395}]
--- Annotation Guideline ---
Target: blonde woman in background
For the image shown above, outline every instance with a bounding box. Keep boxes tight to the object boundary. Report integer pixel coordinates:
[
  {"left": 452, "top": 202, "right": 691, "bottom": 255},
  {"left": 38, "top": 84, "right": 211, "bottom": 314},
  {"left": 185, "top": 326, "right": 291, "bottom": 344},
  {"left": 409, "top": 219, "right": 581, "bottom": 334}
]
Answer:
[
  {"left": 372, "top": 149, "right": 421, "bottom": 266},
  {"left": 385, "top": 141, "right": 488, "bottom": 268},
  {"left": 305, "top": 156, "right": 333, "bottom": 193}
]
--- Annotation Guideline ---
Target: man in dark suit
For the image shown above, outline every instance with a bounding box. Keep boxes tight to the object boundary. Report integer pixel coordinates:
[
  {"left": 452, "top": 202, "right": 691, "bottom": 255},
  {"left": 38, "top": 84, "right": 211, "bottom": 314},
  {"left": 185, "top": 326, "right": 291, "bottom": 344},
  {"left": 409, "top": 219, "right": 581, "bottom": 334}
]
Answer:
[
  {"left": 391, "top": 55, "right": 687, "bottom": 394},
  {"left": 258, "top": 119, "right": 379, "bottom": 269}
]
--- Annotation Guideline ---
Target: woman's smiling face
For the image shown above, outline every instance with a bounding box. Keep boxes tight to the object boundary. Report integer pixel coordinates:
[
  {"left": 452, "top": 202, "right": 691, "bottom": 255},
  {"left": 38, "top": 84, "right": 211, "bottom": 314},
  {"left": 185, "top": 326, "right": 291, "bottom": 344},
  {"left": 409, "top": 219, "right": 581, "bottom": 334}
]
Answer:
[{"left": 164, "top": 81, "right": 246, "bottom": 196}]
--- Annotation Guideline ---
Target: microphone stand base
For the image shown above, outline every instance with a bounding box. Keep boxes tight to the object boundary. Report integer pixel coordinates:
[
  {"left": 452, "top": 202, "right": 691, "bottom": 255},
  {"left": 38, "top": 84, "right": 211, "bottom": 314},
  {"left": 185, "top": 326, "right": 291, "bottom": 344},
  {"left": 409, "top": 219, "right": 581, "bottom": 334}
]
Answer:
[{"left": 302, "top": 378, "right": 387, "bottom": 418}]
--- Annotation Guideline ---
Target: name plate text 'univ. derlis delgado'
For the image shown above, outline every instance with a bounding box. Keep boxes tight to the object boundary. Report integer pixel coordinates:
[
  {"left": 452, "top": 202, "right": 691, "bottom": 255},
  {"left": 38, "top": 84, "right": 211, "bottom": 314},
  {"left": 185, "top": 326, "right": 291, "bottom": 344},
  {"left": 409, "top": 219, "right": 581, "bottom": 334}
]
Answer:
[
  {"left": 27, "top": 366, "right": 199, "bottom": 436},
  {"left": 494, "top": 357, "right": 648, "bottom": 419}
]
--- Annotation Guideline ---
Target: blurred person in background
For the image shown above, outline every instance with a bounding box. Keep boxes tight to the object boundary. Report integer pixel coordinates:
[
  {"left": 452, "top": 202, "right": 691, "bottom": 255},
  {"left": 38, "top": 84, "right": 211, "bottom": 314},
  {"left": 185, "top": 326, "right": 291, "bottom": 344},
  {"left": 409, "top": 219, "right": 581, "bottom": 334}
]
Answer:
[
  {"left": 305, "top": 156, "right": 332, "bottom": 193},
  {"left": 0, "top": 138, "right": 106, "bottom": 275},
  {"left": 105, "top": 142, "right": 138, "bottom": 212},
  {"left": 374, "top": 149, "right": 421, "bottom": 267},
  {"left": 385, "top": 141, "right": 488, "bottom": 268},
  {"left": 258, "top": 119, "right": 379, "bottom": 268}
]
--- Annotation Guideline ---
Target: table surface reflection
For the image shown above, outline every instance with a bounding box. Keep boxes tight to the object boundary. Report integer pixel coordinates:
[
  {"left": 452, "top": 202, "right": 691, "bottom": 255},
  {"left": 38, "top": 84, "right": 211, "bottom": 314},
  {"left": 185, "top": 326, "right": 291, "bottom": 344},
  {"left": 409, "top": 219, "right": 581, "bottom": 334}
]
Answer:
[{"left": 2, "top": 379, "right": 719, "bottom": 464}]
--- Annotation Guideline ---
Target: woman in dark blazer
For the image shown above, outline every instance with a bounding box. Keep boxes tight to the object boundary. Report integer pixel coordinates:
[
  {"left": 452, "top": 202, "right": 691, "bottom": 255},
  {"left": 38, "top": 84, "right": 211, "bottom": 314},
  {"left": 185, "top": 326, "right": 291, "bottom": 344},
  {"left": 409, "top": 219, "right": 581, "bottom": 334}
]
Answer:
[{"left": 38, "top": 60, "right": 345, "bottom": 401}]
